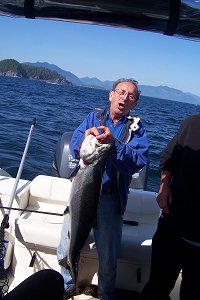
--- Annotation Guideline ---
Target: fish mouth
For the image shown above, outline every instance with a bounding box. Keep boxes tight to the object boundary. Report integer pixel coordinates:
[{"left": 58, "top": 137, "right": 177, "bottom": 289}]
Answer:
[
  {"left": 80, "top": 135, "right": 112, "bottom": 165},
  {"left": 80, "top": 136, "right": 101, "bottom": 163},
  {"left": 82, "top": 143, "right": 108, "bottom": 164}
]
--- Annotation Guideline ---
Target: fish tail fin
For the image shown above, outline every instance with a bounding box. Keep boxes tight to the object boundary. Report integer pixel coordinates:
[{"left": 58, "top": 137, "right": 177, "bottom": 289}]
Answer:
[{"left": 58, "top": 257, "right": 77, "bottom": 284}]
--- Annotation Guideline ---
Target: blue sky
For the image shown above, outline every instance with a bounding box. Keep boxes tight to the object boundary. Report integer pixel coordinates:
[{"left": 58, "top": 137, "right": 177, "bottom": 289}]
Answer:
[{"left": 1, "top": 15, "right": 200, "bottom": 96}]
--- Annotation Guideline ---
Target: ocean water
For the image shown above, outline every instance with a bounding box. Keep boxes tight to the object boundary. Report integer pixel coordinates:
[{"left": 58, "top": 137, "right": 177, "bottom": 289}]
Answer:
[{"left": 0, "top": 76, "right": 199, "bottom": 192}]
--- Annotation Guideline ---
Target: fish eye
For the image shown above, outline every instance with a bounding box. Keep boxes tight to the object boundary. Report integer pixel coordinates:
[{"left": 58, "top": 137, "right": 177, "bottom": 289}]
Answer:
[{"left": 98, "top": 147, "right": 103, "bottom": 152}]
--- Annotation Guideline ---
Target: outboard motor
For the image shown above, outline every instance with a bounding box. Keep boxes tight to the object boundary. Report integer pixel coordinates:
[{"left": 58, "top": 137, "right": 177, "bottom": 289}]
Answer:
[
  {"left": 52, "top": 132, "right": 79, "bottom": 179},
  {"left": 52, "top": 132, "right": 149, "bottom": 189},
  {"left": 129, "top": 162, "right": 149, "bottom": 190}
]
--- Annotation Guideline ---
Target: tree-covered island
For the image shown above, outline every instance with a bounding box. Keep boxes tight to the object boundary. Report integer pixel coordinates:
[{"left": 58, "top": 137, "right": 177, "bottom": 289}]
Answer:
[{"left": 0, "top": 59, "right": 71, "bottom": 84}]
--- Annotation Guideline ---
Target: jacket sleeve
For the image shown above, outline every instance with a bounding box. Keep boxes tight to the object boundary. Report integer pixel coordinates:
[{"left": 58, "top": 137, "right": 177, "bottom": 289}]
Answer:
[
  {"left": 159, "top": 134, "right": 178, "bottom": 173},
  {"left": 111, "top": 121, "right": 149, "bottom": 174},
  {"left": 159, "top": 122, "right": 185, "bottom": 173}
]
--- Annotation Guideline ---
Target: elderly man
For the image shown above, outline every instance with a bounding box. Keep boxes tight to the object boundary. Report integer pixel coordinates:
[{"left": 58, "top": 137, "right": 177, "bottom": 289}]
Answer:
[{"left": 57, "top": 78, "right": 149, "bottom": 300}]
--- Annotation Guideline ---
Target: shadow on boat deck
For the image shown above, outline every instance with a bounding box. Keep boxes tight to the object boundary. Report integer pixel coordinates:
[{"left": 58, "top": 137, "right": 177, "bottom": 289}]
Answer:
[
  {"left": 116, "top": 288, "right": 140, "bottom": 299},
  {"left": 73, "top": 287, "right": 141, "bottom": 300}
]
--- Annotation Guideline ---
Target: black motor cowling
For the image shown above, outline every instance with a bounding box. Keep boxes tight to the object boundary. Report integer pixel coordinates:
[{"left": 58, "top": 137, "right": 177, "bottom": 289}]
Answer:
[{"left": 52, "top": 132, "right": 79, "bottom": 179}]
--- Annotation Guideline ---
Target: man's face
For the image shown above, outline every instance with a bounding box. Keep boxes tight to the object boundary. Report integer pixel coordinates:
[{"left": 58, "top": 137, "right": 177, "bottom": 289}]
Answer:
[{"left": 109, "top": 81, "right": 138, "bottom": 118}]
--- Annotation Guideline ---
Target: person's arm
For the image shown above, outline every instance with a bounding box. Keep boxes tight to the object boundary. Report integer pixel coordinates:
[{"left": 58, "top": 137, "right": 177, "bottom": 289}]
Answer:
[
  {"left": 110, "top": 122, "right": 149, "bottom": 174},
  {"left": 92, "top": 121, "right": 149, "bottom": 175},
  {"left": 70, "top": 115, "right": 148, "bottom": 175},
  {"left": 157, "top": 170, "right": 172, "bottom": 214},
  {"left": 158, "top": 127, "right": 182, "bottom": 213}
]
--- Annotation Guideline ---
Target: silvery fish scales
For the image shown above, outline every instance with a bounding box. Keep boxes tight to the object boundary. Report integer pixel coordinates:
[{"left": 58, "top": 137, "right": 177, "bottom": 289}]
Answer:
[{"left": 67, "top": 135, "right": 113, "bottom": 284}]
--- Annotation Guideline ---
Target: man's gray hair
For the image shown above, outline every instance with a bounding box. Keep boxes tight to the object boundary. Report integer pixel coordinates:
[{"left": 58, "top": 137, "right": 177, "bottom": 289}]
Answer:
[{"left": 111, "top": 78, "right": 141, "bottom": 101}]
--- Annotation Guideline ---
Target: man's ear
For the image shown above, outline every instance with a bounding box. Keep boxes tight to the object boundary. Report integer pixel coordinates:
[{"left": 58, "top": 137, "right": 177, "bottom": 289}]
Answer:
[{"left": 109, "top": 90, "right": 114, "bottom": 102}]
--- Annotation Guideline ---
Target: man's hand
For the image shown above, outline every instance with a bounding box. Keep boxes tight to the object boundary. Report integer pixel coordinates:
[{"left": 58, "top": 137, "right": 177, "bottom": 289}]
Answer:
[
  {"left": 157, "top": 185, "right": 172, "bottom": 214},
  {"left": 96, "top": 126, "right": 114, "bottom": 144},
  {"left": 84, "top": 126, "right": 114, "bottom": 144},
  {"left": 84, "top": 127, "right": 100, "bottom": 138},
  {"left": 157, "top": 171, "right": 173, "bottom": 214}
]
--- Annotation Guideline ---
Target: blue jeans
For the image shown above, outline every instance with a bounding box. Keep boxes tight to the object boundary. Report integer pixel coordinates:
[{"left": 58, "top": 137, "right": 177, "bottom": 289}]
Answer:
[{"left": 57, "top": 193, "right": 123, "bottom": 300}]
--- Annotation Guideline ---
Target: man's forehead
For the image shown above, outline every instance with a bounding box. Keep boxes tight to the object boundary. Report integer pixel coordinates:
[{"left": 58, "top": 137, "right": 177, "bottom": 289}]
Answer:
[{"left": 116, "top": 82, "right": 136, "bottom": 90}]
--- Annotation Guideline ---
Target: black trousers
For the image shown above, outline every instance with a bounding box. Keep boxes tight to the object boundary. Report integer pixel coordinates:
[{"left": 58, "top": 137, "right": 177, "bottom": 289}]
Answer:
[
  {"left": 141, "top": 217, "right": 200, "bottom": 300},
  {"left": 2, "top": 269, "right": 64, "bottom": 300}
]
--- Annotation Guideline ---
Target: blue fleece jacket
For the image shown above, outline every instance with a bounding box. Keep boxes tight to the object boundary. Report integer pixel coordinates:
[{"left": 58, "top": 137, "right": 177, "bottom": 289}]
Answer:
[{"left": 69, "top": 107, "right": 149, "bottom": 214}]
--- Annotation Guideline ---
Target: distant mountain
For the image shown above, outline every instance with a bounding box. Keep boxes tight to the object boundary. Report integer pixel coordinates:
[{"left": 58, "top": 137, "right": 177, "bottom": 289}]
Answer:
[
  {"left": 23, "top": 62, "right": 82, "bottom": 85},
  {"left": 139, "top": 85, "right": 200, "bottom": 105},
  {"left": 80, "top": 77, "right": 113, "bottom": 90},
  {"left": 23, "top": 61, "right": 200, "bottom": 105},
  {"left": 80, "top": 77, "right": 200, "bottom": 105},
  {"left": 0, "top": 59, "right": 70, "bottom": 84}
]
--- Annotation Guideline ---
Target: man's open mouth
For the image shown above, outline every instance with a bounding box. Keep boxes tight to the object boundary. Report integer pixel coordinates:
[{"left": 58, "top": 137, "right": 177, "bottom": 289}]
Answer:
[{"left": 119, "top": 103, "right": 125, "bottom": 108}]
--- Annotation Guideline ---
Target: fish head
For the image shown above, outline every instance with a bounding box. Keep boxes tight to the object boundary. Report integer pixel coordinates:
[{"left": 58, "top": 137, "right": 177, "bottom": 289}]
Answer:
[{"left": 80, "top": 134, "right": 112, "bottom": 165}]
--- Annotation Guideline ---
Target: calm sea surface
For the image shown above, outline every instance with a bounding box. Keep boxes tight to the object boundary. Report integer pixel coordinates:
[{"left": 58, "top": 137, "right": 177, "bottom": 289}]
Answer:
[{"left": 0, "top": 76, "right": 200, "bottom": 192}]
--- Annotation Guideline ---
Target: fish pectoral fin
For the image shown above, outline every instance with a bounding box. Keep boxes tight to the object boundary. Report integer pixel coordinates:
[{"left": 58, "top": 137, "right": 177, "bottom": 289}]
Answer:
[{"left": 69, "top": 163, "right": 80, "bottom": 179}]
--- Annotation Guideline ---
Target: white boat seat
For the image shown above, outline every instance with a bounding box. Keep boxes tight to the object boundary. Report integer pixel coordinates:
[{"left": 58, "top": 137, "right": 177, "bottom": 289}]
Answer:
[
  {"left": 124, "top": 189, "right": 160, "bottom": 225},
  {"left": 16, "top": 175, "right": 160, "bottom": 264},
  {"left": 81, "top": 189, "right": 160, "bottom": 263},
  {"left": 16, "top": 175, "right": 71, "bottom": 249}
]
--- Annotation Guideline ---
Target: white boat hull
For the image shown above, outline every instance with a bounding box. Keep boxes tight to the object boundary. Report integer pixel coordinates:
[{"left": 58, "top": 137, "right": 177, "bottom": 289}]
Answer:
[{"left": 0, "top": 174, "right": 181, "bottom": 299}]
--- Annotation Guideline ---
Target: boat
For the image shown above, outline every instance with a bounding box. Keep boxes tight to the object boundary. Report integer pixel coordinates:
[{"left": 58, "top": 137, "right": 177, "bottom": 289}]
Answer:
[
  {"left": 0, "top": 130, "right": 180, "bottom": 299},
  {"left": 0, "top": 1, "right": 199, "bottom": 299},
  {"left": 0, "top": 0, "right": 200, "bottom": 41}
]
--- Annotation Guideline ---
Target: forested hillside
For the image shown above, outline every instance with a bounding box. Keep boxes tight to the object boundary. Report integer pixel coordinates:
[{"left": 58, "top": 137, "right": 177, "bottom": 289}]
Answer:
[{"left": 0, "top": 59, "right": 71, "bottom": 84}]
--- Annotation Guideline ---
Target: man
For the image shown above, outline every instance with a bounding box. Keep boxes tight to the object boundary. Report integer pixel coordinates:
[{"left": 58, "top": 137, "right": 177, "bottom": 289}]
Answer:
[
  {"left": 57, "top": 78, "right": 149, "bottom": 300},
  {"left": 141, "top": 114, "right": 200, "bottom": 300}
]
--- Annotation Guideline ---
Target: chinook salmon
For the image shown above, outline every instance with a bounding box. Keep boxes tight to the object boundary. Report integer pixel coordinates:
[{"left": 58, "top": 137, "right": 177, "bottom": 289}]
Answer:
[{"left": 62, "top": 134, "right": 113, "bottom": 284}]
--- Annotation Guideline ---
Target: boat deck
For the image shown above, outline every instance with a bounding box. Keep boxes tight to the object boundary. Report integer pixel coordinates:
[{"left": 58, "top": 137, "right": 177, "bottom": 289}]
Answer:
[
  {"left": 70, "top": 276, "right": 181, "bottom": 300},
  {"left": 71, "top": 288, "right": 140, "bottom": 300}
]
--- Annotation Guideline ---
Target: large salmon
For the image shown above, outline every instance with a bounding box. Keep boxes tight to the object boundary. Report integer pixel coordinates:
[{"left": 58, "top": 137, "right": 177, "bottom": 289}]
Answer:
[{"left": 62, "top": 134, "right": 113, "bottom": 284}]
